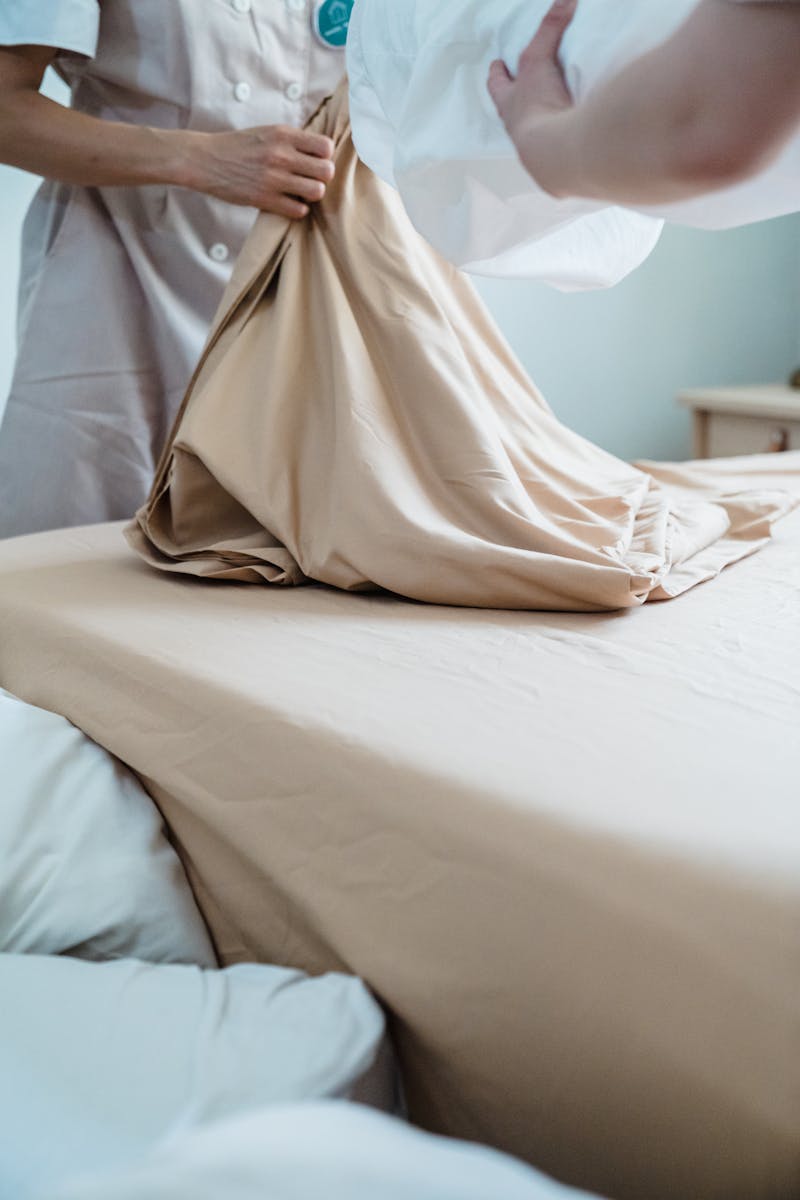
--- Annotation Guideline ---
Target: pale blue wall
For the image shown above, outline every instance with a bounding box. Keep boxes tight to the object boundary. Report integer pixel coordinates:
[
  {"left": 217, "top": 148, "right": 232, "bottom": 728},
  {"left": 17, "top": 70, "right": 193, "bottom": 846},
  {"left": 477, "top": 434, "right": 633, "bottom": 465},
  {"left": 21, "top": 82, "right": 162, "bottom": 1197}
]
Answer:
[
  {"left": 2, "top": 68, "right": 799, "bottom": 464},
  {"left": 476, "top": 215, "right": 800, "bottom": 462},
  {"left": 0, "top": 69, "right": 66, "bottom": 412}
]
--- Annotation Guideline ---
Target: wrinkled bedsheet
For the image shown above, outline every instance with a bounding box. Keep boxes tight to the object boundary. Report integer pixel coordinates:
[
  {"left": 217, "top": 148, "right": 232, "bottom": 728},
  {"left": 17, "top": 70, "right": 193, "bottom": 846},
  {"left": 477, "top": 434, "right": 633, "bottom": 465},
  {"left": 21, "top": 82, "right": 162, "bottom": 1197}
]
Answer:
[
  {"left": 127, "top": 86, "right": 799, "bottom": 614},
  {"left": 0, "top": 512, "right": 798, "bottom": 1200}
]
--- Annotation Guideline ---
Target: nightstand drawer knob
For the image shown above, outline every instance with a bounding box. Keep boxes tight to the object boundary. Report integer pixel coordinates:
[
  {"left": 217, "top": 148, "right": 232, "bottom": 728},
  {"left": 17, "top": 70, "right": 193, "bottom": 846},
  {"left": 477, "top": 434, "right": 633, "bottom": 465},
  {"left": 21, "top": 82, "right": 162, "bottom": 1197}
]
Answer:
[{"left": 766, "top": 428, "right": 790, "bottom": 453}]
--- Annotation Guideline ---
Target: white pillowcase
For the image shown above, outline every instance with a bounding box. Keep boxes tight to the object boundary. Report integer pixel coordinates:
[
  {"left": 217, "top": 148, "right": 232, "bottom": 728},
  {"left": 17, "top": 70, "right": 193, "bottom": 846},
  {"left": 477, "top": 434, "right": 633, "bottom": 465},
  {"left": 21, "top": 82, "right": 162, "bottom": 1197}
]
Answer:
[
  {"left": 1, "top": 954, "right": 395, "bottom": 1200},
  {"left": 0, "top": 688, "right": 214, "bottom": 965},
  {"left": 39, "top": 1103, "right": 604, "bottom": 1200}
]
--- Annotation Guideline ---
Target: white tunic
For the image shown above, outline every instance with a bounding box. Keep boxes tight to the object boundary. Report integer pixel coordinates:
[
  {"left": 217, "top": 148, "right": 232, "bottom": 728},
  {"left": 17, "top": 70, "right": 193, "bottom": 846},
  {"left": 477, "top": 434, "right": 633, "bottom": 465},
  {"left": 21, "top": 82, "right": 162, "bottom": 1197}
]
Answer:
[
  {"left": 347, "top": 0, "right": 800, "bottom": 287},
  {"left": 0, "top": 0, "right": 344, "bottom": 537}
]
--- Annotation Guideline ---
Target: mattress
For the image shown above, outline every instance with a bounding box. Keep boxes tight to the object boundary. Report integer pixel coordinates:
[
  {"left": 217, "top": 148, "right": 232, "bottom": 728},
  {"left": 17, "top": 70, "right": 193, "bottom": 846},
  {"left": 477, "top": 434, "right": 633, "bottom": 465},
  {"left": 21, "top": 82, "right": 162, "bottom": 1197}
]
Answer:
[{"left": 0, "top": 517, "right": 798, "bottom": 1200}]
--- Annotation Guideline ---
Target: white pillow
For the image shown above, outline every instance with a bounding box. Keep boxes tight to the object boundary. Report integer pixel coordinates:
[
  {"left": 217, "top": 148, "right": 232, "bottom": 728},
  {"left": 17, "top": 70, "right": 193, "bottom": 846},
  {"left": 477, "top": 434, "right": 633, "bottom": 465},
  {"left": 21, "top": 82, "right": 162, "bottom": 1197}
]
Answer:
[
  {"left": 0, "top": 954, "right": 395, "bottom": 1200},
  {"left": 39, "top": 1103, "right": 604, "bottom": 1200},
  {"left": 0, "top": 688, "right": 214, "bottom": 965}
]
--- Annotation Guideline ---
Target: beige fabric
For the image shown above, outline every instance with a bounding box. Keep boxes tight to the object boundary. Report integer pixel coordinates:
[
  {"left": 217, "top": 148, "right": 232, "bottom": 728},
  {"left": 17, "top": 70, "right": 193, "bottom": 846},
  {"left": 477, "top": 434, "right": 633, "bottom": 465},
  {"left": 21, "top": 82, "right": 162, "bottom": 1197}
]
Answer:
[
  {"left": 1, "top": 511, "right": 799, "bottom": 1200},
  {"left": 0, "top": 0, "right": 344, "bottom": 538},
  {"left": 129, "top": 85, "right": 797, "bottom": 613}
]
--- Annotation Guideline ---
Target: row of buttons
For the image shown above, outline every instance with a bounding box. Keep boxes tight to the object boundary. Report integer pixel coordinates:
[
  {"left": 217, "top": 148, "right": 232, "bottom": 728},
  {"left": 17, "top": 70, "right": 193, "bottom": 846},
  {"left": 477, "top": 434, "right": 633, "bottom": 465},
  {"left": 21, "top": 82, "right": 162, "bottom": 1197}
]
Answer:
[
  {"left": 233, "top": 79, "right": 303, "bottom": 102},
  {"left": 215, "top": 0, "right": 313, "bottom": 261},
  {"left": 230, "top": 0, "right": 309, "bottom": 104}
]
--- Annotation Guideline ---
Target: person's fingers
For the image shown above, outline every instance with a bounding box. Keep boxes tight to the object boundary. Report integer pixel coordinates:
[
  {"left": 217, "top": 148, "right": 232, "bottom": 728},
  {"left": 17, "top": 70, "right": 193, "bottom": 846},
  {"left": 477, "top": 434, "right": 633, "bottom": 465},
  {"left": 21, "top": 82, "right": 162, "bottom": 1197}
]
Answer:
[
  {"left": 487, "top": 59, "right": 514, "bottom": 112},
  {"left": 270, "top": 194, "right": 310, "bottom": 219},
  {"left": 291, "top": 151, "right": 336, "bottom": 183},
  {"left": 291, "top": 129, "right": 336, "bottom": 160},
  {"left": 520, "top": 0, "right": 578, "bottom": 67},
  {"left": 283, "top": 172, "right": 328, "bottom": 203}
]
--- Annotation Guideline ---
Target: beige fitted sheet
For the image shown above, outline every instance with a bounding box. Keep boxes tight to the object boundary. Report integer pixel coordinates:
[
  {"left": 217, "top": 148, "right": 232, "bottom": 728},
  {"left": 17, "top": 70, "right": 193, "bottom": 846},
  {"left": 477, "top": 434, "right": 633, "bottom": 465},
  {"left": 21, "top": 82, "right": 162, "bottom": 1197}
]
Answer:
[{"left": 0, "top": 511, "right": 798, "bottom": 1200}]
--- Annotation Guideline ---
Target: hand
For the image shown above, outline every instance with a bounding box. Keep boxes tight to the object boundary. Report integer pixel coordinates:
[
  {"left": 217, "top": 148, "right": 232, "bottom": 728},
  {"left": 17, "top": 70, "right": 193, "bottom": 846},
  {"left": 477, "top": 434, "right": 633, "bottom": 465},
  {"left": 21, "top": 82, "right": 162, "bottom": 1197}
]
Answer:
[
  {"left": 488, "top": 0, "right": 577, "bottom": 145},
  {"left": 185, "top": 124, "right": 336, "bottom": 219}
]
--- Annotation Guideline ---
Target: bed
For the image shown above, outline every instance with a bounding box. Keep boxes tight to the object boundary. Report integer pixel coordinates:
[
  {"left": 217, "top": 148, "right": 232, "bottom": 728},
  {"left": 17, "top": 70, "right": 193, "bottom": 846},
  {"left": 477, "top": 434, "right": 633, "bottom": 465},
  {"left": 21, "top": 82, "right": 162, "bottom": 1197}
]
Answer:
[{"left": 0, "top": 512, "right": 798, "bottom": 1200}]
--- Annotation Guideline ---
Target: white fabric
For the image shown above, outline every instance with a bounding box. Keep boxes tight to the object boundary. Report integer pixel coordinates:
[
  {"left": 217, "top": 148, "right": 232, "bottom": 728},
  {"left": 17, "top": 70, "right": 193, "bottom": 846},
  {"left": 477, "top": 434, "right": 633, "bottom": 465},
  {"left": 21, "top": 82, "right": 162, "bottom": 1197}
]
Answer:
[
  {"left": 0, "top": 0, "right": 345, "bottom": 538},
  {"left": 0, "top": 0, "right": 99, "bottom": 57},
  {"left": 0, "top": 688, "right": 215, "bottom": 965},
  {"left": 347, "top": 0, "right": 800, "bottom": 286},
  {"left": 0, "top": 955, "right": 394, "bottom": 1200},
  {"left": 39, "top": 1103, "right": 603, "bottom": 1200}
]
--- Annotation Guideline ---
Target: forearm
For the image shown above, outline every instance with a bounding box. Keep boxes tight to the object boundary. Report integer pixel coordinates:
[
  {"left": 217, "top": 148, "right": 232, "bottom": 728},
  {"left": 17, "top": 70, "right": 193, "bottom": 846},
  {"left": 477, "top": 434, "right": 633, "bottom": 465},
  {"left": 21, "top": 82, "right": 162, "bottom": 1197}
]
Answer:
[
  {"left": 514, "top": 0, "right": 800, "bottom": 206},
  {"left": 0, "top": 88, "right": 195, "bottom": 189},
  {"left": 512, "top": 59, "right": 713, "bottom": 206},
  {"left": 0, "top": 43, "right": 333, "bottom": 217}
]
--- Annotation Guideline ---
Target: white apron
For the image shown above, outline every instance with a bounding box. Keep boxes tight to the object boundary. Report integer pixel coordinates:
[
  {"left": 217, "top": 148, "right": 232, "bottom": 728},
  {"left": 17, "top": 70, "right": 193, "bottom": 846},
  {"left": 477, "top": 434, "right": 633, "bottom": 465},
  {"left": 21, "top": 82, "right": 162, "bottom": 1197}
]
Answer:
[
  {"left": 347, "top": 0, "right": 800, "bottom": 285},
  {"left": 0, "top": 0, "right": 344, "bottom": 537}
]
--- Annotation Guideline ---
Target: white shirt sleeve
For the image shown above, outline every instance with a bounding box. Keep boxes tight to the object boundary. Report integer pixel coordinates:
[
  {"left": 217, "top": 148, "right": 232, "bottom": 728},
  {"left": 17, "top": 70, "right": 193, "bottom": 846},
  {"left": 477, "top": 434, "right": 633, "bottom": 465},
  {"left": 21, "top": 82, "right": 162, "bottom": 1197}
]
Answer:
[{"left": 0, "top": 0, "right": 100, "bottom": 57}]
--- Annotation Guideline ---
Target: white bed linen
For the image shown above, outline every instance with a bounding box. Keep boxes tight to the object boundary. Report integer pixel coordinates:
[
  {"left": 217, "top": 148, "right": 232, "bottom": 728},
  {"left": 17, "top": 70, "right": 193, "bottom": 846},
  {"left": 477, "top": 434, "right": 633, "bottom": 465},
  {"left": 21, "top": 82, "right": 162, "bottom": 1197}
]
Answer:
[
  {"left": 0, "top": 688, "right": 215, "bottom": 965},
  {"left": 40, "top": 1103, "right": 603, "bottom": 1200},
  {"left": 347, "top": 0, "right": 800, "bottom": 285},
  {"left": 0, "top": 955, "right": 393, "bottom": 1199}
]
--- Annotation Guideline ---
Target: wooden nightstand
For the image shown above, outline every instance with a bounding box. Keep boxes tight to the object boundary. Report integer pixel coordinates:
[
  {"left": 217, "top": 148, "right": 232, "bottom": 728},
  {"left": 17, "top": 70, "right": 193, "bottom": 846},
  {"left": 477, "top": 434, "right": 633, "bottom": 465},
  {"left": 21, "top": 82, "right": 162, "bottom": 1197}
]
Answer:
[{"left": 678, "top": 383, "right": 800, "bottom": 459}]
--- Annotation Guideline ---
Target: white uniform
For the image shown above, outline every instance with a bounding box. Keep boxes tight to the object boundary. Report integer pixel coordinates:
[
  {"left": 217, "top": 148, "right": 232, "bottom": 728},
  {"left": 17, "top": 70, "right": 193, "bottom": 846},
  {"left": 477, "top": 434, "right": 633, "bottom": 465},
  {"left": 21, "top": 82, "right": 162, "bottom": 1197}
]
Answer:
[
  {"left": 0, "top": 0, "right": 344, "bottom": 537},
  {"left": 348, "top": 0, "right": 800, "bottom": 287}
]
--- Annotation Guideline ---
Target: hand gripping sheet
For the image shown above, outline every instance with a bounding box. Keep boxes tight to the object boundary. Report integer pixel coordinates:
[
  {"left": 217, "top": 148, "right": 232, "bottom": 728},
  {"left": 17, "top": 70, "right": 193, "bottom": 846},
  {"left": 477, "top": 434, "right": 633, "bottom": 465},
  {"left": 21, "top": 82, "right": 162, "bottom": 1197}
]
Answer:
[
  {"left": 128, "top": 84, "right": 798, "bottom": 612},
  {"left": 347, "top": 0, "right": 800, "bottom": 286}
]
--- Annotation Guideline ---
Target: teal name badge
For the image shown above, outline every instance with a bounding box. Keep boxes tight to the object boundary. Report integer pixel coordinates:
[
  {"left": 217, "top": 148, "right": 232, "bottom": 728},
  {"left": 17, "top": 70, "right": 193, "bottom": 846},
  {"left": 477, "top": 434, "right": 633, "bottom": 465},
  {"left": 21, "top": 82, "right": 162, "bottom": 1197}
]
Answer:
[{"left": 313, "top": 0, "right": 353, "bottom": 48}]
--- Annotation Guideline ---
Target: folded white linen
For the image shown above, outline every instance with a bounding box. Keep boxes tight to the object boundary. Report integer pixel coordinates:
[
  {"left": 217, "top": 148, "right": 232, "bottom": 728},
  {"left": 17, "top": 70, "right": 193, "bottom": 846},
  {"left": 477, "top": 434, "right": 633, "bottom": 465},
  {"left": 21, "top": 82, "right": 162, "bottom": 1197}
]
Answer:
[
  {"left": 0, "top": 955, "right": 394, "bottom": 1199},
  {"left": 37, "top": 1102, "right": 603, "bottom": 1200},
  {"left": 347, "top": 0, "right": 800, "bottom": 286},
  {"left": 0, "top": 689, "right": 215, "bottom": 965}
]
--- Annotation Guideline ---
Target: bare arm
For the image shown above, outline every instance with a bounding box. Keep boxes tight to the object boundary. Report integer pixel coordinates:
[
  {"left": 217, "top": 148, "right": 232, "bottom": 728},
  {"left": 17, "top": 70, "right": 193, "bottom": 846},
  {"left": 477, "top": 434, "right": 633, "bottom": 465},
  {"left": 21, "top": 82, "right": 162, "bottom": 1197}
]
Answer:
[
  {"left": 488, "top": 0, "right": 800, "bottom": 206},
  {"left": 0, "top": 44, "right": 335, "bottom": 219}
]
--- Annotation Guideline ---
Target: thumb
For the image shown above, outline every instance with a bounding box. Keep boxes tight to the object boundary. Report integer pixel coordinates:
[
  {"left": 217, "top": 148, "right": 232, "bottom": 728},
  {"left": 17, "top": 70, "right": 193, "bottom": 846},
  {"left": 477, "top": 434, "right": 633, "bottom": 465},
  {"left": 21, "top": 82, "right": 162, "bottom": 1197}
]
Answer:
[{"left": 487, "top": 59, "right": 514, "bottom": 114}]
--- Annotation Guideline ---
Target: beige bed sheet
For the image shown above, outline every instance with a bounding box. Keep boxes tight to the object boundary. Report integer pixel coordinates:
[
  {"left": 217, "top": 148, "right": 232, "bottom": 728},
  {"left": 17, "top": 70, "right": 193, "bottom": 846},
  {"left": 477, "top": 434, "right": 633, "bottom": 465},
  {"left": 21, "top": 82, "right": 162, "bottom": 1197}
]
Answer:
[
  {"left": 129, "top": 84, "right": 797, "bottom": 612},
  {"left": 0, "top": 511, "right": 798, "bottom": 1200}
]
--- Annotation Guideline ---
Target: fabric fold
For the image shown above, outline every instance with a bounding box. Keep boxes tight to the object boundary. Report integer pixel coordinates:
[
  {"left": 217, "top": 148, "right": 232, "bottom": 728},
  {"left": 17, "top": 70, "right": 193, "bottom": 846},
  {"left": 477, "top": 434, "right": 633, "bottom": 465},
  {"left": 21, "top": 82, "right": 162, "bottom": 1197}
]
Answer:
[{"left": 128, "top": 84, "right": 799, "bottom": 614}]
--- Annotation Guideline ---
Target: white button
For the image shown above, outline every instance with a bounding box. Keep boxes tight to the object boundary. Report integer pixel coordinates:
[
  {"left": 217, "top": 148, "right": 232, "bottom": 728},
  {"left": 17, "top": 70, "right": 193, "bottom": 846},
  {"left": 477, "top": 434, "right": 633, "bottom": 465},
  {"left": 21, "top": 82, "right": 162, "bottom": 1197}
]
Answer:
[
  {"left": 234, "top": 81, "right": 252, "bottom": 103},
  {"left": 232, "top": 0, "right": 252, "bottom": 11},
  {"left": 285, "top": 82, "right": 303, "bottom": 102},
  {"left": 209, "top": 243, "right": 229, "bottom": 263},
  {"left": 286, "top": 0, "right": 306, "bottom": 11}
]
